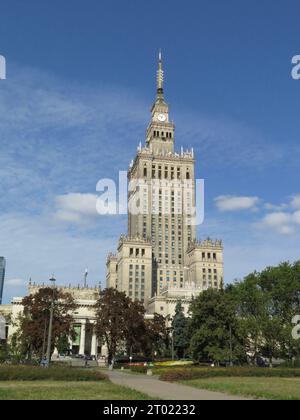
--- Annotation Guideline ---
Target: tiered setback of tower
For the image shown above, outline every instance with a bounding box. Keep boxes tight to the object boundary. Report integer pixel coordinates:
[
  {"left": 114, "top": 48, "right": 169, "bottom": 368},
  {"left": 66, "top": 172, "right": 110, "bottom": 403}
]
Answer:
[
  {"left": 186, "top": 239, "right": 224, "bottom": 290},
  {"left": 106, "top": 54, "right": 224, "bottom": 313}
]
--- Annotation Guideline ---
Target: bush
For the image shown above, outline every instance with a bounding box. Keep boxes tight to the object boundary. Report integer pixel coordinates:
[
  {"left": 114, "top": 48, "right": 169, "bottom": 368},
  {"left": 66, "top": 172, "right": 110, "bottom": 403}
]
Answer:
[
  {"left": 159, "top": 367, "right": 300, "bottom": 382},
  {"left": 0, "top": 365, "right": 107, "bottom": 381},
  {"left": 130, "top": 366, "right": 148, "bottom": 374}
]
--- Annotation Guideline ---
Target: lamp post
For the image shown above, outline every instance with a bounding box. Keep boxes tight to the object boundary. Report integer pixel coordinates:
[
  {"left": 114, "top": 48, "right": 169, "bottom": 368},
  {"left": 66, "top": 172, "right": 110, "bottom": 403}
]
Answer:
[
  {"left": 41, "top": 317, "right": 47, "bottom": 360},
  {"left": 45, "top": 275, "right": 56, "bottom": 367},
  {"left": 171, "top": 329, "right": 175, "bottom": 361},
  {"left": 229, "top": 325, "right": 233, "bottom": 367}
]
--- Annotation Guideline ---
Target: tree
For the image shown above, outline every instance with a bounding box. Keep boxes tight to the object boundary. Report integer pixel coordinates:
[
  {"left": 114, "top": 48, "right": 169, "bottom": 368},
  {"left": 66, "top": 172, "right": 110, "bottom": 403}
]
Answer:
[
  {"left": 57, "top": 332, "right": 70, "bottom": 355},
  {"left": 232, "top": 262, "right": 300, "bottom": 365},
  {"left": 94, "top": 288, "right": 145, "bottom": 364},
  {"left": 172, "top": 301, "right": 189, "bottom": 359},
  {"left": 17, "top": 288, "right": 76, "bottom": 360},
  {"left": 124, "top": 300, "right": 147, "bottom": 356},
  {"left": 231, "top": 273, "right": 267, "bottom": 362},
  {"left": 95, "top": 289, "right": 169, "bottom": 363},
  {"left": 189, "top": 288, "right": 246, "bottom": 365},
  {"left": 143, "top": 314, "right": 168, "bottom": 358},
  {"left": 258, "top": 262, "right": 300, "bottom": 361}
]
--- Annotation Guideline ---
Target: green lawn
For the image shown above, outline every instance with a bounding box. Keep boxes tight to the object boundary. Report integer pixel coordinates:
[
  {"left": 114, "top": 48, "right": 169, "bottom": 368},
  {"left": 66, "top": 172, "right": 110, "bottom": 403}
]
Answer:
[
  {"left": 0, "top": 380, "right": 151, "bottom": 400},
  {"left": 182, "top": 377, "right": 300, "bottom": 400}
]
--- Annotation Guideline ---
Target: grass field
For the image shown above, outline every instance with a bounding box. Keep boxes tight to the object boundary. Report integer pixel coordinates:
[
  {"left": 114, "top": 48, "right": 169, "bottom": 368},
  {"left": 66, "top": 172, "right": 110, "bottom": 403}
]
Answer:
[
  {"left": 182, "top": 377, "right": 300, "bottom": 400},
  {"left": 0, "top": 380, "right": 151, "bottom": 400}
]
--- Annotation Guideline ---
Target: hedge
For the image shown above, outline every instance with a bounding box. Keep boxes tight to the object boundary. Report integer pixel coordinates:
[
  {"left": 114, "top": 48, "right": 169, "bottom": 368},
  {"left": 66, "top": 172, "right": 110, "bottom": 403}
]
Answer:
[
  {"left": 159, "top": 367, "right": 300, "bottom": 382},
  {"left": 0, "top": 365, "right": 107, "bottom": 381}
]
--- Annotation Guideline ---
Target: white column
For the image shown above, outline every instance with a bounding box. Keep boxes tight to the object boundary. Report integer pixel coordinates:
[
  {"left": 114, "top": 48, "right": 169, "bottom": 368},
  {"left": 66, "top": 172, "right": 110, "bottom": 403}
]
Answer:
[
  {"left": 91, "top": 332, "right": 97, "bottom": 357},
  {"left": 79, "top": 320, "right": 86, "bottom": 355},
  {"left": 91, "top": 321, "right": 98, "bottom": 357}
]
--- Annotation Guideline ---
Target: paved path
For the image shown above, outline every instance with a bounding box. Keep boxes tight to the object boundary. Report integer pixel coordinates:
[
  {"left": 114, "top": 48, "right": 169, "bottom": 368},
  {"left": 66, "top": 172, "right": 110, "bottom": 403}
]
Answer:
[{"left": 106, "top": 370, "right": 250, "bottom": 401}]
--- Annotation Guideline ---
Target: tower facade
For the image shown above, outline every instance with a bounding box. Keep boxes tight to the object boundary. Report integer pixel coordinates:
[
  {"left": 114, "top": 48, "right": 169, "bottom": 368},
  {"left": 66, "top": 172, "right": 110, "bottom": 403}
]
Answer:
[{"left": 106, "top": 54, "right": 223, "bottom": 310}]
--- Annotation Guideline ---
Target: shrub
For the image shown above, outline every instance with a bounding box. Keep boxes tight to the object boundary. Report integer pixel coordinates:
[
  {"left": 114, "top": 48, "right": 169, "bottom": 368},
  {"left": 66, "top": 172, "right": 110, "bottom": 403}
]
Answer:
[
  {"left": 0, "top": 365, "right": 107, "bottom": 381},
  {"left": 159, "top": 367, "right": 300, "bottom": 382},
  {"left": 130, "top": 366, "right": 148, "bottom": 374}
]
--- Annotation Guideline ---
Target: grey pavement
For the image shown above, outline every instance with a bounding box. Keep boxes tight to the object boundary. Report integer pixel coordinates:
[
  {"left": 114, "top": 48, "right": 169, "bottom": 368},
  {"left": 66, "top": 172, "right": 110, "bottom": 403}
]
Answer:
[{"left": 106, "top": 370, "right": 251, "bottom": 401}]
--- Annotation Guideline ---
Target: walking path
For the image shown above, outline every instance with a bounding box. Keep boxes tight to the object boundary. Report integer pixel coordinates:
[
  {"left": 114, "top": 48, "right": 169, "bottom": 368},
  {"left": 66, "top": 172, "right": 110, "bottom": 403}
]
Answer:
[{"left": 106, "top": 370, "right": 250, "bottom": 401}]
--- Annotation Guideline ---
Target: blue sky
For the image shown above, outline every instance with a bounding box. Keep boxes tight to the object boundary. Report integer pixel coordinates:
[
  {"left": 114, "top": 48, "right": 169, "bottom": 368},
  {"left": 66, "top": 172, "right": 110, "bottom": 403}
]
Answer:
[{"left": 0, "top": 0, "right": 300, "bottom": 303}]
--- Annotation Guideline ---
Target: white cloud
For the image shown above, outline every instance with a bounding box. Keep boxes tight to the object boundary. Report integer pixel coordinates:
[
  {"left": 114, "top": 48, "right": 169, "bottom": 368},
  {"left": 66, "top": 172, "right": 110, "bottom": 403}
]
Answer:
[
  {"left": 54, "top": 193, "right": 98, "bottom": 223},
  {"left": 264, "top": 203, "right": 288, "bottom": 211},
  {"left": 256, "top": 196, "right": 300, "bottom": 235},
  {"left": 291, "top": 195, "right": 300, "bottom": 209},
  {"left": 258, "top": 212, "right": 296, "bottom": 235},
  {"left": 215, "top": 195, "right": 260, "bottom": 212},
  {"left": 292, "top": 210, "right": 300, "bottom": 225}
]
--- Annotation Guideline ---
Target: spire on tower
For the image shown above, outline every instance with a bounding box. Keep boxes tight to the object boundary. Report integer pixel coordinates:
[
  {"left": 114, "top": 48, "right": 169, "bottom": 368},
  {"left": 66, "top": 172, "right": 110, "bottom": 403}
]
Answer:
[{"left": 156, "top": 50, "right": 165, "bottom": 102}]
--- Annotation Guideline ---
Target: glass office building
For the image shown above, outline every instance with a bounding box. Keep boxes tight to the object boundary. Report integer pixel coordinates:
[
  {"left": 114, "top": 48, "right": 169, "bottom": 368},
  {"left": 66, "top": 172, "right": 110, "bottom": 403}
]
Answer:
[{"left": 0, "top": 257, "right": 6, "bottom": 305}]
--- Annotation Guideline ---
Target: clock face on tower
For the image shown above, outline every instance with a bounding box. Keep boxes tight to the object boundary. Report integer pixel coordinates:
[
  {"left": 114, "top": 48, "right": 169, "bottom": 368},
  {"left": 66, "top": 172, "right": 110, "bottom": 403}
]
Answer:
[{"left": 157, "top": 113, "right": 166, "bottom": 122}]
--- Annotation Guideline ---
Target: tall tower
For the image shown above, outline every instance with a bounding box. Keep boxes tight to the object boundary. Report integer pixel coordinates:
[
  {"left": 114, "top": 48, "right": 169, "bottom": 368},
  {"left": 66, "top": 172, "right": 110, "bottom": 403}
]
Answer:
[
  {"left": 127, "top": 52, "right": 196, "bottom": 294},
  {"left": 106, "top": 53, "right": 224, "bottom": 309},
  {"left": 0, "top": 257, "right": 6, "bottom": 305}
]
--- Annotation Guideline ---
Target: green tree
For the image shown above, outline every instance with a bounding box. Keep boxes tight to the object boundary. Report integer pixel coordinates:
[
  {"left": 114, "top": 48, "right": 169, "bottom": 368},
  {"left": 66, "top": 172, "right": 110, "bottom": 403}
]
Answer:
[
  {"left": 258, "top": 262, "right": 300, "bottom": 361},
  {"left": 57, "top": 332, "right": 70, "bottom": 355},
  {"left": 143, "top": 314, "right": 168, "bottom": 358},
  {"left": 172, "top": 301, "right": 189, "bottom": 359},
  {"left": 232, "top": 262, "right": 300, "bottom": 365},
  {"left": 124, "top": 300, "right": 147, "bottom": 356},
  {"left": 232, "top": 273, "right": 267, "bottom": 362},
  {"left": 189, "top": 288, "right": 246, "bottom": 365}
]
